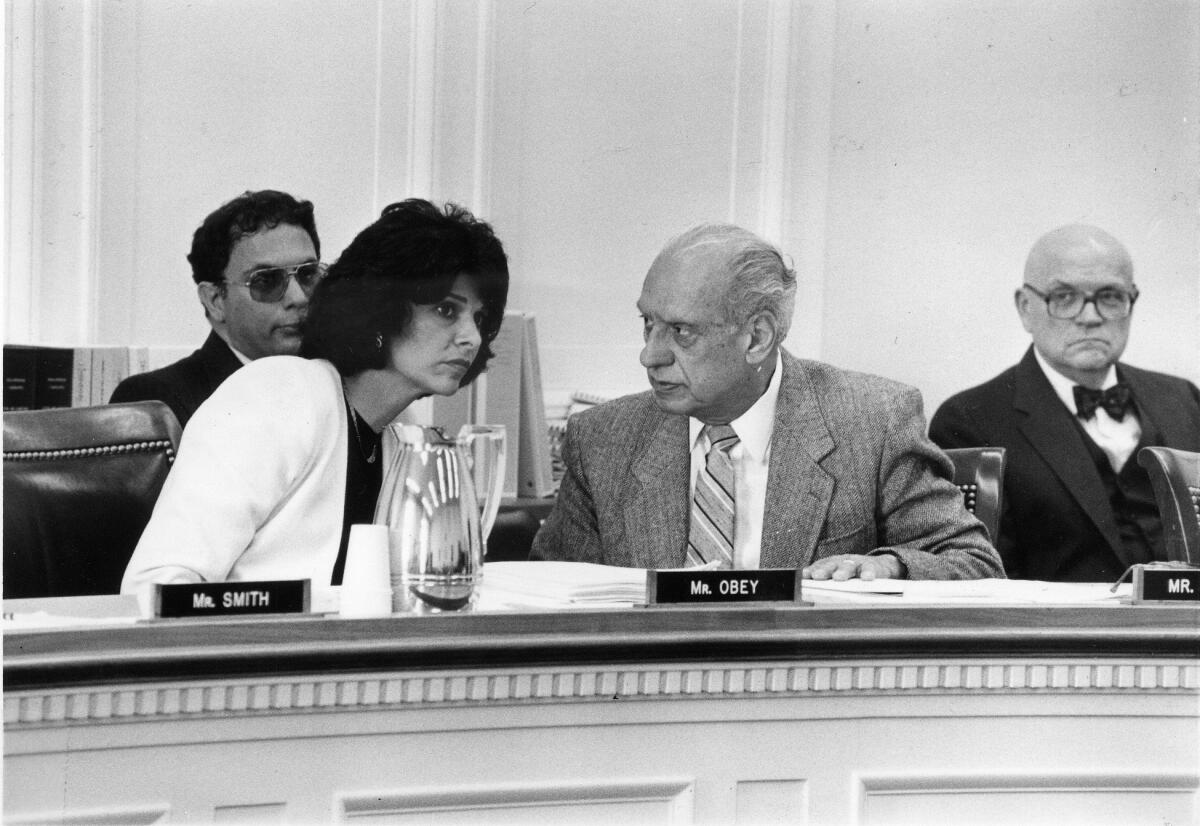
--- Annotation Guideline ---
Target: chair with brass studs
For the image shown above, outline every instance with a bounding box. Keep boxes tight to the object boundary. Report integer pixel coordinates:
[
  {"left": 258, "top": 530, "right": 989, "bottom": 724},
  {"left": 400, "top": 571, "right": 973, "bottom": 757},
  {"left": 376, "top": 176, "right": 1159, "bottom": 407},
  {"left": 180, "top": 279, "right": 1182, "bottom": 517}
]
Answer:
[
  {"left": 3, "top": 401, "right": 182, "bottom": 597},
  {"left": 1137, "top": 446, "right": 1200, "bottom": 566},
  {"left": 943, "top": 447, "right": 1007, "bottom": 547}
]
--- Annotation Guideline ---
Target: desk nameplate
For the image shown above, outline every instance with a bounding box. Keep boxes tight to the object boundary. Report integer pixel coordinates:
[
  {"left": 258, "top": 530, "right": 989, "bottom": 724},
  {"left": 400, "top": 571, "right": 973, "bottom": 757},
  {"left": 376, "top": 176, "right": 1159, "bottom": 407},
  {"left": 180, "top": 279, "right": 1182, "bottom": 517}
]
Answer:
[
  {"left": 1133, "top": 566, "right": 1200, "bottom": 604},
  {"left": 154, "top": 580, "right": 311, "bottom": 618},
  {"left": 647, "top": 568, "right": 802, "bottom": 605}
]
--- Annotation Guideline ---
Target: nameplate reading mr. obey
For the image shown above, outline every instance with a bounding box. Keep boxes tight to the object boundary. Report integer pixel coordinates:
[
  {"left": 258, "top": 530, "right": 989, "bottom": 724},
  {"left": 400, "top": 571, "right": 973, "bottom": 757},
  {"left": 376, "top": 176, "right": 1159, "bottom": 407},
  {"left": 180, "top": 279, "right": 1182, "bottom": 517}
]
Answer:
[
  {"left": 154, "top": 580, "right": 311, "bottom": 618},
  {"left": 647, "top": 569, "right": 801, "bottom": 605}
]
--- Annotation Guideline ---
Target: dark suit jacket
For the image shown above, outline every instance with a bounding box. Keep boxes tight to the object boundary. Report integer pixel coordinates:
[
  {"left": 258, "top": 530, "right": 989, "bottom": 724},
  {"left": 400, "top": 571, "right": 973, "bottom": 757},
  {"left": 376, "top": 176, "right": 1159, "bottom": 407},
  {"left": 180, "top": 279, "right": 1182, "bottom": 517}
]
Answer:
[
  {"left": 532, "top": 351, "right": 1002, "bottom": 579},
  {"left": 929, "top": 346, "right": 1200, "bottom": 581},
  {"left": 109, "top": 331, "right": 242, "bottom": 429}
]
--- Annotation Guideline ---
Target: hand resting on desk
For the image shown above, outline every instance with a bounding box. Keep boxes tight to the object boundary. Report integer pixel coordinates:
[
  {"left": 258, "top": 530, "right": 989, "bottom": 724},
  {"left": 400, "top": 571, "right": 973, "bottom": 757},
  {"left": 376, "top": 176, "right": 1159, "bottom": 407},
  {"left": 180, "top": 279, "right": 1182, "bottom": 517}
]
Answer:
[{"left": 803, "top": 554, "right": 905, "bottom": 581}]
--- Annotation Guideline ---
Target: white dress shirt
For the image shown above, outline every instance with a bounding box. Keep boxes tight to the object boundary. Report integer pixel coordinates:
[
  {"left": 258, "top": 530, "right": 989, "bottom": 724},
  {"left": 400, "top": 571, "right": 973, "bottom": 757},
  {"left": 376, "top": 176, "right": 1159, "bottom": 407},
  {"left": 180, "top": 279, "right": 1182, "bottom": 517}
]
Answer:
[
  {"left": 689, "top": 351, "right": 782, "bottom": 568},
  {"left": 1033, "top": 348, "right": 1141, "bottom": 472}
]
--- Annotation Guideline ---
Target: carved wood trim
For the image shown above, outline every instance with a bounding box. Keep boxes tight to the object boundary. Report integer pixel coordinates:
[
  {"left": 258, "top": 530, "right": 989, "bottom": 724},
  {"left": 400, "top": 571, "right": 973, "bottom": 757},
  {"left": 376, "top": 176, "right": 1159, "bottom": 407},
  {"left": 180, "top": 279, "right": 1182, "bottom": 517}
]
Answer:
[{"left": 7, "top": 659, "right": 1197, "bottom": 729}]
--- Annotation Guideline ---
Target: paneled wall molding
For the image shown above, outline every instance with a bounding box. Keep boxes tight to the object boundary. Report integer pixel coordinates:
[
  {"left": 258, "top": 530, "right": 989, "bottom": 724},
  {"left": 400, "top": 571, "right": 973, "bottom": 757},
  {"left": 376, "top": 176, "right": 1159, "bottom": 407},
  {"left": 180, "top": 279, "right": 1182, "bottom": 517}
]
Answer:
[
  {"left": 757, "top": 0, "right": 794, "bottom": 245},
  {"left": 468, "top": 0, "right": 496, "bottom": 216},
  {"left": 729, "top": 0, "right": 835, "bottom": 360},
  {"left": 6, "top": 0, "right": 104, "bottom": 344},
  {"left": 340, "top": 778, "right": 695, "bottom": 822},
  {"left": 4, "top": 0, "right": 39, "bottom": 343},
  {"left": 381, "top": 0, "right": 495, "bottom": 216},
  {"left": 7, "top": 657, "right": 1196, "bottom": 730},
  {"left": 784, "top": 0, "right": 836, "bottom": 359},
  {"left": 405, "top": 0, "right": 438, "bottom": 200}
]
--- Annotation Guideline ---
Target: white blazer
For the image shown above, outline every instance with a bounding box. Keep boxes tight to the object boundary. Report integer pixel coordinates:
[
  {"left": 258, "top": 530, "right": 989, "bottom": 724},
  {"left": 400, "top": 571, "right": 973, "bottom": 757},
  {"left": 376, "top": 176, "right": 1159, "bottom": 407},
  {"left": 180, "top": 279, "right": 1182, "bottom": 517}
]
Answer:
[{"left": 122, "top": 356, "right": 381, "bottom": 593}]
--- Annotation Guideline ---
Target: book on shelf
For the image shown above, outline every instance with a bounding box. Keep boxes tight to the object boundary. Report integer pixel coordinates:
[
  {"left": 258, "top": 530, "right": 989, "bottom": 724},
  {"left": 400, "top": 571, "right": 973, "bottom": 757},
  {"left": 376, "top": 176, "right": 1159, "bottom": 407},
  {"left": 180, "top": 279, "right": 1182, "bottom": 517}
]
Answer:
[
  {"left": 515, "top": 313, "right": 556, "bottom": 498},
  {"left": 2, "top": 343, "right": 157, "bottom": 411},
  {"left": 4, "top": 345, "right": 86, "bottom": 411},
  {"left": 3, "top": 345, "right": 40, "bottom": 410},
  {"left": 477, "top": 312, "right": 524, "bottom": 497},
  {"left": 36, "top": 347, "right": 76, "bottom": 409}
]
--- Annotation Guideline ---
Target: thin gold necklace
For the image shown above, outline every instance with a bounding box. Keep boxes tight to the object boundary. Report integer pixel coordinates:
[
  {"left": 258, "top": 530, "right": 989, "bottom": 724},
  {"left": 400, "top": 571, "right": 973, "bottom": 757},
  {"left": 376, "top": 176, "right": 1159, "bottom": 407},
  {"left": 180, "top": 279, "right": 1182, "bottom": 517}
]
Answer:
[{"left": 342, "top": 383, "right": 378, "bottom": 464}]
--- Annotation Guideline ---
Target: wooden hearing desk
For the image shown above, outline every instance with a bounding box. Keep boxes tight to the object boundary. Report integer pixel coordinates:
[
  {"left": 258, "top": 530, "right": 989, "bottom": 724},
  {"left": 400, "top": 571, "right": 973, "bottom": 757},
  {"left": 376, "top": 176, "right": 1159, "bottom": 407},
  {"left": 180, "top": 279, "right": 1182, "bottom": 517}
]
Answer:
[{"left": 4, "top": 600, "right": 1199, "bottom": 824}]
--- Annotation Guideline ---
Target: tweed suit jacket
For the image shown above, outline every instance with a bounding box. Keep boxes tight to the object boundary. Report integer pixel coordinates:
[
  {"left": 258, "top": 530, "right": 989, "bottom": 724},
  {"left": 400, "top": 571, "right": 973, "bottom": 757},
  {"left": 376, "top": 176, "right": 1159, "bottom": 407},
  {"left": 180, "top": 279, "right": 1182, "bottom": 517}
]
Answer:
[
  {"left": 532, "top": 351, "right": 1002, "bottom": 579},
  {"left": 930, "top": 346, "right": 1200, "bottom": 581},
  {"left": 109, "top": 331, "right": 242, "bottom": 429}
]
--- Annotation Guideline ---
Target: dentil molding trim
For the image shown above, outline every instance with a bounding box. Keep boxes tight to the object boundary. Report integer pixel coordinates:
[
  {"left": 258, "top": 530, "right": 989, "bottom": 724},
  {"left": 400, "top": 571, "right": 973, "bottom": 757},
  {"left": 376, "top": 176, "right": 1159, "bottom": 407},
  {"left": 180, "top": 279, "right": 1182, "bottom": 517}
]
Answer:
[{"left": 7, "top": 658, "right": 1197, "bottom": 729}]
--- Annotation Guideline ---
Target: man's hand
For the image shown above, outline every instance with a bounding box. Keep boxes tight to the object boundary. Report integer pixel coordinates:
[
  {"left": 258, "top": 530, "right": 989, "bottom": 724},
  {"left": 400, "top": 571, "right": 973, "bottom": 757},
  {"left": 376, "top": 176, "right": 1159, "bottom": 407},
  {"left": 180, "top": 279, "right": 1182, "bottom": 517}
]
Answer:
[{"left": 802, "top": 554, "right": 903, "bottom": 581}]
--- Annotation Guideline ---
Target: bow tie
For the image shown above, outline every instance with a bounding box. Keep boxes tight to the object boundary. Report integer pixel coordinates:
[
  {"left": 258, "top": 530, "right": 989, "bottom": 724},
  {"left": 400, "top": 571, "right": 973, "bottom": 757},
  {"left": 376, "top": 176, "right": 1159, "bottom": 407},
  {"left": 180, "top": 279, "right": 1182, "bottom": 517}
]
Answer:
[{"left": 1073, "top": 383, "right": 1133, "bottom": 421}]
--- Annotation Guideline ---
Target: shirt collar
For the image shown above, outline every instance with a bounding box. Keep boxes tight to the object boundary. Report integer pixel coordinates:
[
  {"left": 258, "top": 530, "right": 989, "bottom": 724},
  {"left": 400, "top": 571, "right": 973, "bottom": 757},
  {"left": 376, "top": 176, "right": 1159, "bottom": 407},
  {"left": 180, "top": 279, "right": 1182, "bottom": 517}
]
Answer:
[
  {"left": 689, "top": 350, "right": 782, "bottom": 462},
  {"left": 1032, "top": 346, "right": 1118, "bottom": 413}
]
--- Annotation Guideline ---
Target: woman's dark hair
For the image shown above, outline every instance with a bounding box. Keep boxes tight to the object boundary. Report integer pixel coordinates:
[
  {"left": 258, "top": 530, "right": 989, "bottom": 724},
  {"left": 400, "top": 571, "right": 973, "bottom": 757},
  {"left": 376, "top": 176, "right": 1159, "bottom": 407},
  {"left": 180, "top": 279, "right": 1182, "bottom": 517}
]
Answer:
[
  {"left": 301, "top": 199, "right": 509, "bottom": 386},
  {"left": 188, "top": 190, "right": 320, "bottom": 285}
]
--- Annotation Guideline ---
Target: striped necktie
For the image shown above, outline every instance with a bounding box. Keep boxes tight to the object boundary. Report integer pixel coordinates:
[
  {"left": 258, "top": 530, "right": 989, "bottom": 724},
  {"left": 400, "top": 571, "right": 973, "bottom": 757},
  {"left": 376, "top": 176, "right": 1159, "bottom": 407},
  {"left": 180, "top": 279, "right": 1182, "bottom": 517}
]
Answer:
[{"left": 687, "top": 424, "right": 738, "bottom": 568}]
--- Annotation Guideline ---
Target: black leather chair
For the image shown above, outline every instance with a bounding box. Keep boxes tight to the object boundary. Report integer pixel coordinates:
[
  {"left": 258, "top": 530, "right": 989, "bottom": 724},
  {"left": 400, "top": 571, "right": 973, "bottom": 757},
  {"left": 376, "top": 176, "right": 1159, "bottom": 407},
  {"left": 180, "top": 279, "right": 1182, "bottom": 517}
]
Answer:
[
  {"left": 1137, "top": 446, "right": 1200, "bottom": 565},
  {"left": 943, "top": 447, "right": 1006, "bottom": 546},
  {"left": 486, "top": 509, "right": 543, "bottom": 562},
  {"left": 3, "top": 401, "right": 181, "bottom": 597}
]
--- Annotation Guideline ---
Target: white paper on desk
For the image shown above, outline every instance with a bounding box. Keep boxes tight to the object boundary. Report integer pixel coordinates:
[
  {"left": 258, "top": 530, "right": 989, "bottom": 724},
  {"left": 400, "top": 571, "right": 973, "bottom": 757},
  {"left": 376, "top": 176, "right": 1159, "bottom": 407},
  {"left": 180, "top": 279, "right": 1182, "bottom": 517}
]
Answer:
[
  {"left": 2, "top": 593, "right": 142, "bottom": 630},
  {"left": 800, "top": 578, "right": 905, "bottom": 594},
  {"left": 2, "top": 611, "right": 140, "bottom": 630},
  {"left": 901, "top": 579, "right": 1129, "bottom": 604},
  {"left": 480, "top": 561, "right": 646, "bottom": 607}
]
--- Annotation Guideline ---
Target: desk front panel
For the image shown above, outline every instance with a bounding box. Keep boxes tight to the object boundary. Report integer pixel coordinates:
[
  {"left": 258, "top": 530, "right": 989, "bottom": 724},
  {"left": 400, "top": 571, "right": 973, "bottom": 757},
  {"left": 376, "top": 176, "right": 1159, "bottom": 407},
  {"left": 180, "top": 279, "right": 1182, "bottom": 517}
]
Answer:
[{"left": 5, "top": 605, "right": 1198, "bottom": 824}]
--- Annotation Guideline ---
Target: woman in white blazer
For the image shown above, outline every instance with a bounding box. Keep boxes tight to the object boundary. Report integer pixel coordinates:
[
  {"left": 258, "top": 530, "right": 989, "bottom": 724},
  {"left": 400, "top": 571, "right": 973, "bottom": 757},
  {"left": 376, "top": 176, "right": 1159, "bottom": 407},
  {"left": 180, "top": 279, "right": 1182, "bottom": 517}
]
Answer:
[{"left": 121, "top": 199, "right": 509, "bottom": 594}]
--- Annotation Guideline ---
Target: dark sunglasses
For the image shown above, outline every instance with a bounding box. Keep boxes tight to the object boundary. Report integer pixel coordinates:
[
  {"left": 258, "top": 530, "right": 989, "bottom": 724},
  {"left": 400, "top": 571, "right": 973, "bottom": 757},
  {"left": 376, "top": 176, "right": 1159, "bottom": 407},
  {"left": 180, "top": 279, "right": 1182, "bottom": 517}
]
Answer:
[{"left": 228, "top": 262, "right": 327, "bottom": 303}]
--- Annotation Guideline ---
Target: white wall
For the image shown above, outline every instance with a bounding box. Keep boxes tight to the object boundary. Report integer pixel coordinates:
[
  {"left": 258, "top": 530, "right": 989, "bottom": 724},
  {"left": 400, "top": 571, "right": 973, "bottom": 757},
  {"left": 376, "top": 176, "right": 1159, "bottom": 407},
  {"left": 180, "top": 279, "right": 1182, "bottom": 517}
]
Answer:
[
  {"left": 822, "top": 0, "right": 1200, "bottom": 414},
  {"left": 6, "top": 0, "right": 1198, "bottom": 416}
]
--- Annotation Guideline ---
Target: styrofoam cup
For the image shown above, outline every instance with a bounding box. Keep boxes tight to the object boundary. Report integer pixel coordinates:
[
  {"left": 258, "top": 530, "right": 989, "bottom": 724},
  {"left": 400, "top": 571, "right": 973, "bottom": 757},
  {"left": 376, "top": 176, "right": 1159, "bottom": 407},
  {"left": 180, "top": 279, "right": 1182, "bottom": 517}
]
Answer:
[{"left": 339, "top": 524, "right": 392, "bottom": 618}]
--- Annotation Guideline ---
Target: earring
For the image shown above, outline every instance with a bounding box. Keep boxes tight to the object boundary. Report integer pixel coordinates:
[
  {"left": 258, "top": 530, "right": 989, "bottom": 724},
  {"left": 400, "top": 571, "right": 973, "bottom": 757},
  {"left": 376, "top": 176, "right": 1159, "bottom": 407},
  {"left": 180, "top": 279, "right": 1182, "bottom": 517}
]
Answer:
[{"left": 374, "top": 333, "right": 383, "bottom": 350}]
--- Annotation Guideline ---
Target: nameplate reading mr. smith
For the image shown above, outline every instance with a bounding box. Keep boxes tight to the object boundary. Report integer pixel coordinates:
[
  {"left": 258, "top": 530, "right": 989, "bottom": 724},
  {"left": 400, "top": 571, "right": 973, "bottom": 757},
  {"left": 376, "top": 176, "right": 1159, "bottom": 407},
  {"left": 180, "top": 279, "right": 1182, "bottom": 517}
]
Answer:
[{"left": 154, "top": 580, "right": 311, "bottom": 618}]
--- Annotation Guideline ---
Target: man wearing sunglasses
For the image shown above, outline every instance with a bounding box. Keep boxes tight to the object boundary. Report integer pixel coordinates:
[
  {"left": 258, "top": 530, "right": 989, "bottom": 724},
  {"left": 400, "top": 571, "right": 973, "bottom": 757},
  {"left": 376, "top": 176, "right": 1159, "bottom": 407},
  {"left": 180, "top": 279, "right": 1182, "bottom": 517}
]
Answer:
[
  {"left": 110, "top": 190, "right": 322, "bottom": 428},
  {"left": 931, "top": 224, "right": 1200, "bottom": 581}
]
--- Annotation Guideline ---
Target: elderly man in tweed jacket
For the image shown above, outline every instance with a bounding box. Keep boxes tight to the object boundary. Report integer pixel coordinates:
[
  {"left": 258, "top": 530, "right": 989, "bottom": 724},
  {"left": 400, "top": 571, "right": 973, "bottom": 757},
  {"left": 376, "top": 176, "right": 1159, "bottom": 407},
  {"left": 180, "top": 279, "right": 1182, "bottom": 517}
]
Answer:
[{"left": 531, "top": 224, "right": 1002, "bottom": 580}]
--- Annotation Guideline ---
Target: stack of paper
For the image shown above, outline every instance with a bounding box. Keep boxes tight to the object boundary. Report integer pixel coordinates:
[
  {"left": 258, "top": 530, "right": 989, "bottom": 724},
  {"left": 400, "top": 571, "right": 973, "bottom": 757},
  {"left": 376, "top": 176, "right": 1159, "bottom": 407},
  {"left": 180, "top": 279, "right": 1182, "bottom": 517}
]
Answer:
[
  {"left": 478, "top": 561, "right": 646, "bottom": 610},
  {"left": 901, "top": 578, "right": 1130, "bottom": 604},
  {"left": 2, "top": 593, "right": 142, "bottom": 630},
  {"left": 800, "top": 578, "right": 1130, "bottom": 605}
]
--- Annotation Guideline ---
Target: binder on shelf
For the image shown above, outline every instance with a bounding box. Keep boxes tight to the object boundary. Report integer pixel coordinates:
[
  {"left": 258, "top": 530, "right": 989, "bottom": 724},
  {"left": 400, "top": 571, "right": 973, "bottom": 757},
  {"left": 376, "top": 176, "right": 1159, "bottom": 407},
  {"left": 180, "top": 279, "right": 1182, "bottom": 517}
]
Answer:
[
  {"left": 516, "top": 314, "right": 556, "bottom": 498},
  {"left": 477, "top": 312, "right": 525, "bottom": 498},
  {"left": 90, "top": 346, "right": 132, "bottom": 407},
  {"left": 34, "top": 347, "right": 76, "bottom": 409},
  {"left": 3, "top": 343, "right": 145, "bottom": 409},
  {"left": 70, "top": 347, "right": 92, "bottom": 407},
  {"left": 3, "top": 345, "right": 39, "bottom": 410}
]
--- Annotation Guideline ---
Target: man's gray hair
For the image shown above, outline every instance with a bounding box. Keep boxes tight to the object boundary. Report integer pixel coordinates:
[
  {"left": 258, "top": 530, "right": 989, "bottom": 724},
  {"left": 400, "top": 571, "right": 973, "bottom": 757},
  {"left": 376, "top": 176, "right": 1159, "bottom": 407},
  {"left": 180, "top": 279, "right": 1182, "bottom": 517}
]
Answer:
[{"left": 663, "top": 223, "right": 797, "bottom": 339}]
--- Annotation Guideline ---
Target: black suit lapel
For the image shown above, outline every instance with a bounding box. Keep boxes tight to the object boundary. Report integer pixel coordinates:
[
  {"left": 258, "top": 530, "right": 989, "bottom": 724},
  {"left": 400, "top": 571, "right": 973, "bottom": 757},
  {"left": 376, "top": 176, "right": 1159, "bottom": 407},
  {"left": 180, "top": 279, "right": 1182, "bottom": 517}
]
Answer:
[
  {"left": 1013, "top": 350, "right": 1127, "bottom": 562},
  {"left": 199, "top": 332, "right": 244, "bottom": 395},
  {"left": 1120, "top": 364, "right": 1191, "bottom": 449}
]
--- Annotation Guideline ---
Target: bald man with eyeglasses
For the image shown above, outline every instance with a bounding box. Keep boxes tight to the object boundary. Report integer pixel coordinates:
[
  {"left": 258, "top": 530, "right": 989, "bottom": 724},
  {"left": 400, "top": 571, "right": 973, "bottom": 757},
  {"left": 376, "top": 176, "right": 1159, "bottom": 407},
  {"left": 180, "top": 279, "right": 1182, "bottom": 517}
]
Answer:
[
  {"left": 930, "top": 224, "right": 1200, "bottom": 582},
  {"left": 110, "top": 190, "right": 324, "bottom": 428}
]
